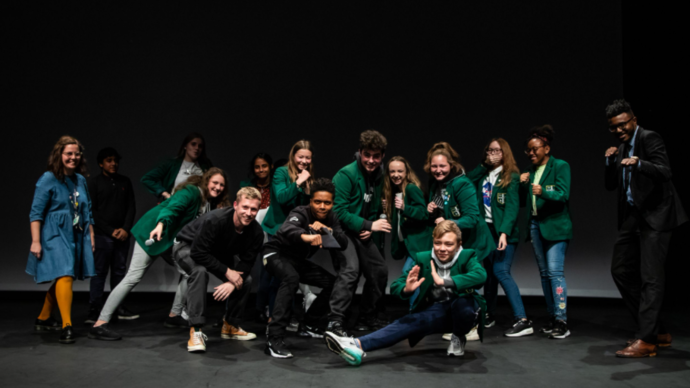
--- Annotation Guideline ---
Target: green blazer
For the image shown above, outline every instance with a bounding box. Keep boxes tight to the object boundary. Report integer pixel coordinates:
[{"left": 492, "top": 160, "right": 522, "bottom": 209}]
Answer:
[
  {"left": 390, "top": 249, "right": 487, "bottom": 344},
  {"left": 262, "top": 166, "right": 309, "bottom": 235},
  {"left": 141, "top": 157, "right": 213, "bottom": 198},
  {"left": 466, "top": 165, "right": 520, "bottom": 243},
  {"left": 239, "top": 180, "right": 252, "bottom": 188},
  {"left": 428, "top": 174, "right": 496, "bottom": 260},
  {"left": 131, "top": 185, "right": 202, "bottom": 256},
  {"left": 390, "top": 184, "right": 432, "bottom": 260},
  {"left": 520, "top": 156, "right": 572, "bottom": 241}
]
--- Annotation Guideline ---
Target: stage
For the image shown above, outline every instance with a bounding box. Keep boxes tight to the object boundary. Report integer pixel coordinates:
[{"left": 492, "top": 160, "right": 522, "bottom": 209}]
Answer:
[{"left": 2, "top": 293, "right": 688, "bottom": 388}]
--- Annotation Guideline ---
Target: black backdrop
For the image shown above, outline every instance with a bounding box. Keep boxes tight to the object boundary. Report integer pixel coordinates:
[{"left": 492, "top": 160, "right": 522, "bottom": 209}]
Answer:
[{"left": 5, "top": 2, "right": 684, "bottom": 303}]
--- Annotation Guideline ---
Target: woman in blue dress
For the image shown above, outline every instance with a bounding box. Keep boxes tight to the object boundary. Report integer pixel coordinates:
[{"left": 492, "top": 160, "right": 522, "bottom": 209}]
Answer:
[{"left": 28, "top": 136, "right": 96, "bottom": 344}]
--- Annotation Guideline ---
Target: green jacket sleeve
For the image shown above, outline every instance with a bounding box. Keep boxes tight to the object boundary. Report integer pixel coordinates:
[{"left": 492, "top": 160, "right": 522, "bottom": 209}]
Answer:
[
  {"left": 272, "top": 167, "right": 302, "bottom": 205},
  {"left": 539, "top": 160, "right": 570, "bottom": 203},
  {"left": 496, "top": 175, "right": 520, "bottom": 237},
  {"left": 451, "top": 179, "right": 480, "bottom": 230},
  {"left": 332, "top": 170, "right": 365, "bottom": 232},
  {"left": 451, "top": 250, "right": 487, "bottom": 290},
  {"left": 466, "top": 164, "right": 488, "bottom": 185},
  {"left": 401, "top": 185, "right": 428, "bottom": 221},
  {"left": 141, "top": 159, "right": 175, "bottom": 197},
  {"left": 156, "top": 186, "right": 199, "bottom": 231}
]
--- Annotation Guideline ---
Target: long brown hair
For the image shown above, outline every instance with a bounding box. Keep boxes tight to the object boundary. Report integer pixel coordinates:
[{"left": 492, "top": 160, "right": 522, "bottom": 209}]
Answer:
[
  {"left": 173, "top": 167, "right": 231, "bottom": 209},
  {"left": 383, "top": 156, "right": 422, "bottom": 220},
  {"left": 483, "top": 138, "right": 519, "bottom": 188},
  {"left": 287, "top": 140, "right": 314, "bottom": 185},
  {"left": 177, "top": 132, "right": 211, "bottom": 166},
  {"left": 47, "top": 135, "right": 88, "bottom": 181},
  {"left": 423, "top": 142, "right": 464, "bottom": 175}
]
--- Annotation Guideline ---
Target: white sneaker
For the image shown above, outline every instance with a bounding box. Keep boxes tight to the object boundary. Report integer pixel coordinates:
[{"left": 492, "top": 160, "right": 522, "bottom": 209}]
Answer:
[
  {"left": 466, "top": 326, "right": 480, "bottom": 341},
  {"left": 187, "top": 328, "right": 208, "bottom": 352},
  {"left": 447, "top": 334, "right": 466, "bottom": 356},
  {"left": 324, "top": 331, "right": 366, "bottom": 366},
  {"left": 303, "top": 292, "right": 318, "bottom": 313},
  {"left": 442, "top": 333, "right": 452, "bottom": 341}
]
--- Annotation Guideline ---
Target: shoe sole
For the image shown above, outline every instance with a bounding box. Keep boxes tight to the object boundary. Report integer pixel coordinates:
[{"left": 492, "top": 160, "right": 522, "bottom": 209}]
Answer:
[
  {"left": 484, "top": 322, "right": 496, "bottom": 328},
  {"left": 188, "top": 345, "right": 206, "bottom": 353},
  {"left": 35, "top": 326, "right": 61, "bottom": 332},
  {"left": 221, "top": 333, "right": 257, "bottom": 341},
  {"left": 117, "top": 315, "right": 140, "bottom": 320},
  {"left": 87, "top": 333, "right": 122, "bottom": 341},
  {"left": 504, "top": 328, "right": 535, "bottom": 337},
  {"left": 324, "top": 332, "right": 362, "bottom": 366},
  {"left": 549, "top": 330, "right": 571, "bottom": 339},
  {"left": 616, "top": 352, "right": 657, "bottom": 358},
  {"left": 297, "top": 331, "right": 324, "bottom": 339},
  {"left": 447, "top": 350, "right": 464, "bottom": 356},
  {"left": 286, "top": 326, "right": 299, "bottom": 332},
  {"left": 264, "top": 346, "right": 293, "bottom": 358}
]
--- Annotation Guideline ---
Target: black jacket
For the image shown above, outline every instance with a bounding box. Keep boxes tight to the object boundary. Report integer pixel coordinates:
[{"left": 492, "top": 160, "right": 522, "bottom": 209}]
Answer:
[
  {"left": 605, "top": 126, "right": 687, "bottom": 231},
  {"left": 263, "top": 205, "right": 348, "bottom": 260},
  {"left": 87, "top": 172, "right": 136, "bottom": 236},
  {"left": 177, "top": 208, "right": 263, "bottom": 281}
]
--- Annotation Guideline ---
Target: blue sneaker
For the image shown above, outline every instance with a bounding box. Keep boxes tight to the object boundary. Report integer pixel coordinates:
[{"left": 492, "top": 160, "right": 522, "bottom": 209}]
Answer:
[{"left": 324, "top": 331, "right": 365, "bottom": 366}]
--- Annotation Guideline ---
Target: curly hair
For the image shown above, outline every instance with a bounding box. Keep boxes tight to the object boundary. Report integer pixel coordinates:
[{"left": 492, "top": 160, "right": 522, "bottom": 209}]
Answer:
[
  {"left": 423, "top": 142, "right": 464, "bottom": 175},
  {"left": 47, "top": 135, "right": 88, "bottom": 181},
  {"left": 605, "top": 99, "right": 634, "bottom": 119},
  {"left": 173, "top": 167, "right": 230, "bottom": 209},
  {"left": 359, "top": 130, "right": 387, "bottom": 153},
  {"left": 310, "top": 177, "right": 335, "bottom": 198},
  {"left": 526, "top": 125, "right": 555, "bottom": 147}
]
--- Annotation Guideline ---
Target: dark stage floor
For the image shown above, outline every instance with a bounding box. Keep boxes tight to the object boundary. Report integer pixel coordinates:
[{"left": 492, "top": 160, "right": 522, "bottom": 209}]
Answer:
[{"left": 1, "top": 293, "right": 689, "bottom": 388}]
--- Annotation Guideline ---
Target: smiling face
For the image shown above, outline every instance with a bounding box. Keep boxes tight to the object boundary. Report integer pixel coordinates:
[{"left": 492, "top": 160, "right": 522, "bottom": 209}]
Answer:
[
  {"left": 99, "top": 156, "right": 119, "bottom": 176},
  {"left": 526, "top": 138, "right": 550, "bottom": 166},
  {"left": 62, "top": 144, "right": 82, "bottom": 174},
  {"left": 388, "top": 160, "right": 406, "bottom": 188},
  {"left": 310, "top": 191, "right": 334, "bottom": 221},
  {"left": 184, "top": 138, "right": 204, "bottom": 162},
  {"left": 430, "top": 155, "right": 451, "bottom": 181},
  {"left": 233, "top": 196, "right": 260, "bottom": 229},
  {"left": 253, "top": 157, "right": 270, "bottom": 181},
  {"left": 433, "top": 232, "right": 460, "bottom": 263},
  {"left": 608, "top": 112, "right": 638, "bottom": 143},
  {"left": 294, "top": 149, "right": 312, "bottom": 171},
  {"left": 360, "top": 148, "right": 384, "bottom": 173},
  {"left": 207, "top": 173, "right": 226, "bottom": 198}
]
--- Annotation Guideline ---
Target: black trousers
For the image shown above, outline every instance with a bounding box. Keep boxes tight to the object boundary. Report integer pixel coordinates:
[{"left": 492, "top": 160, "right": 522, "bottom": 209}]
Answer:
[
  {"left": 89, "top": 234, "right": 129, "bottom": 307},
  {"left": 173, "top": 242, "right": 252, "bottom": 328},
  {"left": 329, "top": 235, "right": 388, "bottom": 322},
  {"left": 264, "top": 251, "right": 335, "bottom": 337},
  {"left": 611, "top": 205, "right": 671, "bottom": 344}
]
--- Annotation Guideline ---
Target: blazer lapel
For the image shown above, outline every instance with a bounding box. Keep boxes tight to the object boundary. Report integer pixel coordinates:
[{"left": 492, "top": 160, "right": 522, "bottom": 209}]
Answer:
[{"left": 538, "top": 156, "right": 554, "bottom": 185}]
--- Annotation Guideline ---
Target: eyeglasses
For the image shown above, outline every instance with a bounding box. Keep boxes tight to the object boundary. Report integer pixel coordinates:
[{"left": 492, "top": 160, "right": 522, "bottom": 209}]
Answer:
[
  {"left": 524, "top": 146, "right": 544, "bottom": 155},
  {"left": 608, "top": 116, "right": 635, "bottom": 132},
  {"left": 487, "top": 148, "right": 503, "bottom": 155},
  {"left": 62, "top": 152, "right": 83, "bottom": 157}
]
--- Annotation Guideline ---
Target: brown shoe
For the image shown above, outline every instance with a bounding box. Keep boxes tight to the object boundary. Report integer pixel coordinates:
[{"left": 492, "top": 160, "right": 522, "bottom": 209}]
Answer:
[
  {"left": 220, "top": 321, "right": 257, "bottom": 341},
  {"left": 626, "top": 333, "right": 672, "bottom": 347},
  {"left": 616, "top": 339, "right": 657, "bottom": 358}
]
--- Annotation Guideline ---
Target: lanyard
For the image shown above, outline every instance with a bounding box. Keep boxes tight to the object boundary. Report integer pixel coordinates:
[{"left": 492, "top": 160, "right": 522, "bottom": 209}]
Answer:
[{"left": 67, "top": 180, "right": 82, "bottom": 230}]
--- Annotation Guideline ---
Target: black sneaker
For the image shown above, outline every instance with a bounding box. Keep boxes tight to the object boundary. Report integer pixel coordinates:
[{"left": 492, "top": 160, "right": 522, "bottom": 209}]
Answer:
[
  {"left": 35, "top": 317, "right": 61, "bottom": 331},
  {"left": 85, "top": 306, "right": 100, "bottom": 324},
  {"left": 484, "top": 313, "right": 496, "bottom": 328},
  {"left": 265, "top": 337, "right": 293, "bottom": 358},
  {"left": 117, "top": 306, "right": 140, "bottom": 320},
  {"left": 504, "top": 319, "right": 534, "bottom": 337},
  {"left": 549, "top": 320, "right": 570, "bottom": 339},
  {"left": 539, "top": 317, "right": 556, "bottom": 334},
  {"left": 88, "top": 324, "right": 122, "bottom": 341},
  {"left": 327, "top": 321, "right": 350, "bottom": 338},
  {"left": 287, "top": 317, "right": 299, "bottom": 332},
  {"left": 164, "top": 315, "right": 189, "bottom": 328},
  {"left": 297, "top": 323, "right": 324, "bottom": 338},
  {"left": 59, "top": 325, "right": 76, "bottom": 344}
]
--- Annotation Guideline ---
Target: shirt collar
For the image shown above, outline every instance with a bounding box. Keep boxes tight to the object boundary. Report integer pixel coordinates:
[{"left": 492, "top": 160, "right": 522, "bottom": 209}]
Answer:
[{"left": 628, "top": 125, "right": 639, "bottom": 147}]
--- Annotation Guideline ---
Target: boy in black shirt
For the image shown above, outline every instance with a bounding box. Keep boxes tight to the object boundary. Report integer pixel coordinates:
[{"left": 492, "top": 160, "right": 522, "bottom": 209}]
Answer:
[
  {"left": 173, "top": 187, "right": 264, "bottom": 353},
  {"left": 86, "top": 148, "right": 137, "bottom": 323},
  {"left": 263, "top": 178, "right": 348, "bottom": 359}
]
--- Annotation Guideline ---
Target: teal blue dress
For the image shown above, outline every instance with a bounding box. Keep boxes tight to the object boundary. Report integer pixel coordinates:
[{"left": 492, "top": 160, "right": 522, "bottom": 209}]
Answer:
[{"left": 26, "top": 172, "right": 96, "bottom": 284}]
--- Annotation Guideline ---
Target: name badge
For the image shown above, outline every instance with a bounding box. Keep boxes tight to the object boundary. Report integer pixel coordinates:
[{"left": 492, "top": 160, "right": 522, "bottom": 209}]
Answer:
[
  {"left": 451, "top": 206, "right": 461, "bottom": 218},
  {"left": 497, "top": 193, "right": 506, "bottom": 205},
  {"left": 545, "top": 185, "right": 555, "bottom": 192}
]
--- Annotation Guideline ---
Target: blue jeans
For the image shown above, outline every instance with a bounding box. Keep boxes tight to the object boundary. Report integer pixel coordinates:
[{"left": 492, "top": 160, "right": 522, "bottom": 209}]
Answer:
[
  {"left": 484, "top": 224, "right": 526, "bottom": 320},
  {"left": 359, "top": 296, "right": 478, "bottom": 352},
  {"left": 530, "top": 219, "right": 568, "bottom": 321},
  {"left": 401, "top": 257, "right": 420, "bottom": 309}
]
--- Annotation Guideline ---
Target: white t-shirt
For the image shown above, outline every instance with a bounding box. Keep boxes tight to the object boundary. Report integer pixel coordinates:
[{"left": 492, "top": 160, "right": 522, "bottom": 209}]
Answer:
[
  {"left": 174, "top": 160, "right": 204, "bottom": 189},
  {"left": 482, "top": 166, "right": 502, "bottom": 223}
]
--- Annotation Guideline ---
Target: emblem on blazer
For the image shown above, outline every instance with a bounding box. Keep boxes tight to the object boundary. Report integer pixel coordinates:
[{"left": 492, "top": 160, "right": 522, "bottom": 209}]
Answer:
[
  {"left": 451, "top": 206, "right": 461, "bottom": 218},
  {"left": 545, "top": 185, "right": 555, "bottom": 192},
  {"left": 289, "top": 217, "right": 299, "bottom": 222},
  {"left": 497, "top": 193, "right": 506, "bottom": 205}
]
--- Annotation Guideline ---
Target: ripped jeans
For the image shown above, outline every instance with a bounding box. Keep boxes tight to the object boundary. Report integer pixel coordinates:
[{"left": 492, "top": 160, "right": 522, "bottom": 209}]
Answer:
[{"left": 530, "top": 219, "right": 568, "bottom": 321}]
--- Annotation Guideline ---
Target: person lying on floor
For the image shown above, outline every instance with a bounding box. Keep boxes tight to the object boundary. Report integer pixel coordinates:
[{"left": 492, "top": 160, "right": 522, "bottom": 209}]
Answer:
[{"left": 324, "top": 220, "right": 486, "bottom": 365}]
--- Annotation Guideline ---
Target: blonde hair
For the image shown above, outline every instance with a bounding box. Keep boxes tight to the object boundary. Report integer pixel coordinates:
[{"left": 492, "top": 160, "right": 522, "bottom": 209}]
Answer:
[
  {"left": 382, "top": 156, "right": 422, "bottom": 220},
  {"left": 432, "top": 220, "right": 462, "bottom": 244},
  {"left": 424, "top": 142, "right": 464, "bottom": 175},
  {"left": 236, "top": 187, "right": 261, "bottom": 202},
  {"left": 287, "top": 140, "right": 314, "bottom": 185}
]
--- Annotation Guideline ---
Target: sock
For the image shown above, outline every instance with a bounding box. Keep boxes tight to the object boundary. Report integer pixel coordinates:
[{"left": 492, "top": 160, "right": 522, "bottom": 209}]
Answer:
[
  {"left": 355, "top": 339, "right": 362, "bottom": 349},
  {"left": 55, "top": 276, "right": 74, "bottom": 328},
  {"left": 37, "top": 282, "right": 58, "bottom": 321}
]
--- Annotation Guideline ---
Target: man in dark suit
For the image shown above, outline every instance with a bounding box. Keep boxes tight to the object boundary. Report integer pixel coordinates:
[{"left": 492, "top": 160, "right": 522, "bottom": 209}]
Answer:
[{"left": 604, "top": 99, "right": 687, "bottom": 358}]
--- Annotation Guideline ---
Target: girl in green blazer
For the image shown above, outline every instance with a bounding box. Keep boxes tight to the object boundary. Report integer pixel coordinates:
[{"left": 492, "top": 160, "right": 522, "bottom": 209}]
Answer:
[
  {"left": 90, "top": 168, "right": 230, "bottom": 340},
  {"left": 467, "top": 138, "right": 532, "bottom": 337},
  {"left": 382, "top": 156, "right": 432, "bottom": 307},
  {"left": 520, "top": 125, "right": 572, "bottom": 339},
  {"left": 140, "top": 133, "right": 213, "bottom": 201}
]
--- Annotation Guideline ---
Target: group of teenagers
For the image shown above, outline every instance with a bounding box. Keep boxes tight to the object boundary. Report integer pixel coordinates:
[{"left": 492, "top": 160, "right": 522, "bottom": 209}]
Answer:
[{"left": 27, "top": 99, "right": 685, "bottom": 364}]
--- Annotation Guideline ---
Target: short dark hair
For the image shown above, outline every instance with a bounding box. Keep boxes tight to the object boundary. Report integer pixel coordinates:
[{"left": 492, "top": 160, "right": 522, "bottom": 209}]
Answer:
[
  {"left": 359, "top": 130, "right": 387, "bottom": 153},
  {"left": 310, "top": 177, "right": 335, "bottom": 198},
  {"left": 97, "top": 147, "right": 121, "bottom": 165},
  {"left": 605, "top": 99, "right": 634, "bottom": 119}
]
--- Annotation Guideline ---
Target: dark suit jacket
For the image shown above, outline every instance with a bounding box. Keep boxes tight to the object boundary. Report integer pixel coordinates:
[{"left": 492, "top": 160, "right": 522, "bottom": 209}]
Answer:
[{"left": 605, "top": 126, "right": 687, "bottom": 231}]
